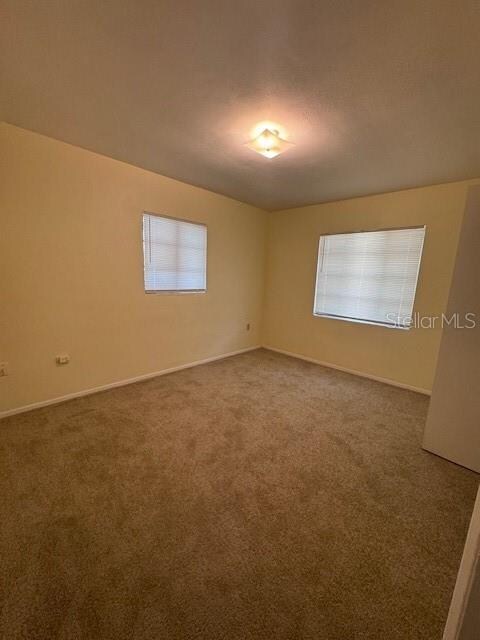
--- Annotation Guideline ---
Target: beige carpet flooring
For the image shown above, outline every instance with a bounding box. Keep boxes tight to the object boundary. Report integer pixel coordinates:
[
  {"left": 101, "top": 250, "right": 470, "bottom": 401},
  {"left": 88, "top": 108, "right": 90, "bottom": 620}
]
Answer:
[{"left": 0, "top": 348, "right": 478, "bottom": 640}]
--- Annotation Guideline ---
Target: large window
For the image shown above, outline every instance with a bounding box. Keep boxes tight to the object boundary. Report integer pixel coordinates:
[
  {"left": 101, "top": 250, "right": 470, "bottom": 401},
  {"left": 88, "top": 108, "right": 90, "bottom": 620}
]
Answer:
[
  {"left": 142, "top": 213, "right": 207, "bottom": 292},
  {"left": 313, "top": 226, "right": 425, "bottom": 329}
]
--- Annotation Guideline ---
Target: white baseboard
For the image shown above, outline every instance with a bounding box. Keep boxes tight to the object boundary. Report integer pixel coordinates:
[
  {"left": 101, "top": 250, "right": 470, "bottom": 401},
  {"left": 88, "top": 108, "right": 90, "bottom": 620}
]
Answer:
[
  {"left": 0, "top": 345, "right": 261, "bottom": 419},
  {"left": 1, "top": 343, "right": 430, "bottom": 419},
  {"left": 263, "top": 345, "right": 431, "bottom": 396}
]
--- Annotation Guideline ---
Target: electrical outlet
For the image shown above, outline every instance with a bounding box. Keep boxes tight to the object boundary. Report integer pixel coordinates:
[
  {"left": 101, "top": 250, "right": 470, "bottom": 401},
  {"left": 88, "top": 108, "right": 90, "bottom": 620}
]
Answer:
[
  {"left": 0, "top": 362, "right": 8, "bottom": 377},
  {"left": 56, "top": 355, "right": 70, "bottom": 365}
]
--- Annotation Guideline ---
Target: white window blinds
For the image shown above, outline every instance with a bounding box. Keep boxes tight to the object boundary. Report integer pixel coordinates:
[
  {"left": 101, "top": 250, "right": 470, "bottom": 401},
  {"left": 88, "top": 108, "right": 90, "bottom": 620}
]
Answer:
[
  {"left": 313, "top": 227, "right": 425, "bottom": 329},
  {"left": 143, "top": 213, "right": 207, "bottom": 292}
]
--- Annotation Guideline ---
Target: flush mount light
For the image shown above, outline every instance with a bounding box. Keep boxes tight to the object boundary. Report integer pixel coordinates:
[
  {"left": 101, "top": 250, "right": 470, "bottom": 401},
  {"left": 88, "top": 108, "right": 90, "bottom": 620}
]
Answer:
[{"left": 245, "top": 127, "right": 294, "bottom": 159}]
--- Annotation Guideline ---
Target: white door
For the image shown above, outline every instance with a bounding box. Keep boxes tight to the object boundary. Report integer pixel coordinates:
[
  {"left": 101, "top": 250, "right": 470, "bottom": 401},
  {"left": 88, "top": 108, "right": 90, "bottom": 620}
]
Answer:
[
  {"left": 423, "top": 185, "right": 480, "bottom": 473},
  {"left": 443, "top": 486, "right": 480, "bottom": 640}
]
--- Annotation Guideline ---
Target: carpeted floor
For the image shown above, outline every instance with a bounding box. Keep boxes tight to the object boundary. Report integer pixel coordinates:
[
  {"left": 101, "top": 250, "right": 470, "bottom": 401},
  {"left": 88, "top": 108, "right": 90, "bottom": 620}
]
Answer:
[{"left": 0, "top": 348, "right": 478, "bottom": 640}]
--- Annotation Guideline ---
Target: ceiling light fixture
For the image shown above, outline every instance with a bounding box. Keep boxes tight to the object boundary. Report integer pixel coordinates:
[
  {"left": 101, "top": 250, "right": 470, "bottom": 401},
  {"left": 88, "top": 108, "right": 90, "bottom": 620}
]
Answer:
[{"left": 245, "top": 127, "right": 294, "bottom": 159}]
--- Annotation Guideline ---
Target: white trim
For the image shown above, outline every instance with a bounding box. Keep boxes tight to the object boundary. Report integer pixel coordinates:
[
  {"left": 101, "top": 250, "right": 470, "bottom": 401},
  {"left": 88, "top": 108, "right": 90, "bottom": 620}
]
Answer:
[
  {"left": 443, "top": 486, "right": 480, "bottom": 640},
  {"left": 263, "top": 345, "right": 431, "bottom": 395},
  {"left": 312, "top": 312, "right": 410, "bottom": 330},
  {"left": 0, "top": 346, "right": 261, "bottom": 419}
]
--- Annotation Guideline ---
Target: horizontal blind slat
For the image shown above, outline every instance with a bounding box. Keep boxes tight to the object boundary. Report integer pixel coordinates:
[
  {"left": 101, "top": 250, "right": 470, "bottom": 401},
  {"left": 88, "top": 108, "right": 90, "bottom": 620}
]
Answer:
[
  {"left": 143, "top": 213, "right": 207, "bottom": 291},
  {"left": 314, "top": 227, "right": 425, "bottom": 328}
]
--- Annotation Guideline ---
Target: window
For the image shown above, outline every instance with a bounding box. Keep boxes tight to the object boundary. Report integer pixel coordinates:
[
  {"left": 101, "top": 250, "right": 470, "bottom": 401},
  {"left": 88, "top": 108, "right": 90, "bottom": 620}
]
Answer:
[
  {"left": 313, "top": 226, "right": 425, "bottom": 329},
  {"left": 142, "top": 213, "right": 207, "bottom": 292}
]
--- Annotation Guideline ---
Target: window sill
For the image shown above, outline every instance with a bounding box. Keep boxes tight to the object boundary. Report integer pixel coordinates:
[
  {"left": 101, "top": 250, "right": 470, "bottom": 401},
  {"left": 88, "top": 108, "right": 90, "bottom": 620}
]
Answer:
[
  {"left": 145, "top": 289, "right": 207, "bottom": 295},
  {"left": 312, "top": 312, "right": 410, "bottom": 330}
]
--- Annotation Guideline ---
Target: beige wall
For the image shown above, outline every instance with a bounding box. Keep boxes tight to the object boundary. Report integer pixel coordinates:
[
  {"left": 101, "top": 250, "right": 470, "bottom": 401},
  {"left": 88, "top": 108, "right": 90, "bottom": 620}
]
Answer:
[
  {"left": 263, "top": 180, "right": 478, "bottom": 392},
  {"left": 2, "top": 123, "right": 478, "bottom": 413},
  {"left": 0, "top": 124, "right": 267, "bottom": 414}
]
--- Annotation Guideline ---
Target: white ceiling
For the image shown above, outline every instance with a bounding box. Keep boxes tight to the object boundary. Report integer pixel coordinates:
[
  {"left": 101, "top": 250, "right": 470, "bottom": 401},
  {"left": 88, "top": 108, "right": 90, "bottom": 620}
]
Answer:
[{"left": 2, "top": 0, "right": 480, "bottom": 210}]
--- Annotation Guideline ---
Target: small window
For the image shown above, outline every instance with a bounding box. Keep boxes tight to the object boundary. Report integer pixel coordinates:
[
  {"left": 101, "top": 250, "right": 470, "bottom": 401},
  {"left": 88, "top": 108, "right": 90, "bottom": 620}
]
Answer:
[
  {"left": 142, "top": 213, "right": 207, "bottom": 293},
  {"left": 313, "top": 226, "right": 425, "bottom": 329}
]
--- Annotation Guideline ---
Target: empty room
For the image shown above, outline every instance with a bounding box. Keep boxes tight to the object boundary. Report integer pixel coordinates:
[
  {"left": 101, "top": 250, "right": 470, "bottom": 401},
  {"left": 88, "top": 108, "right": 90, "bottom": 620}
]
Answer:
[{"left": 1, "top": 2, "right": 480, "bottom": 639}]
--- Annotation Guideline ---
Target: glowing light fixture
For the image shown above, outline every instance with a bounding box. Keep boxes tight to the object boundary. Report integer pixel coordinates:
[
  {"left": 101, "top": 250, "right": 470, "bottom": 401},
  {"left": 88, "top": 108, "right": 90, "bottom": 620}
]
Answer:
[{"left": 245, "top": 127, "right": 293, "bottom": 159}]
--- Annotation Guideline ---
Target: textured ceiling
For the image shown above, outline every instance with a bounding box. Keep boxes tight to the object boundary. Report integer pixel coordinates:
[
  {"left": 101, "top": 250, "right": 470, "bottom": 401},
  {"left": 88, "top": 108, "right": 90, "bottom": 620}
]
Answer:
[{"left": 2, "top": 0, "right": 480, "bottom": 210}]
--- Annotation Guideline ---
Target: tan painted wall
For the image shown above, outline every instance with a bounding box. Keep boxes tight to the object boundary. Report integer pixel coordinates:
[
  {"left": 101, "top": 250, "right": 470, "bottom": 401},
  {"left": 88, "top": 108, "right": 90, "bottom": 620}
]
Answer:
[
  {"left": 2, "top": 123, "right": 478, "bottom": 412},
  {"left": 263, "top": 180, "right": 479, "bottom": 392},
  {"left": 0, "top": 124, "right": 267, "bottom": 413}
]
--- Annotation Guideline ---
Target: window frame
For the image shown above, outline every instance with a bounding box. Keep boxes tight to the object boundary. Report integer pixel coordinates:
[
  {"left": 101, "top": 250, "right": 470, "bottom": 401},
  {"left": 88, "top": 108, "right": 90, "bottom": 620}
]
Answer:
[
  {"left": 142, "top": 211, "right": 208, "bottom": 295},
  {"left": 312, "top": 225, "right": 426, "bottom": 330}
]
